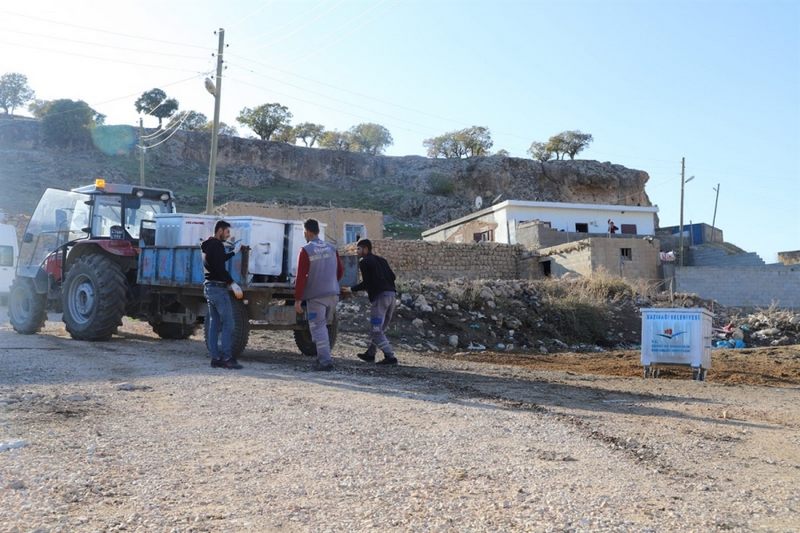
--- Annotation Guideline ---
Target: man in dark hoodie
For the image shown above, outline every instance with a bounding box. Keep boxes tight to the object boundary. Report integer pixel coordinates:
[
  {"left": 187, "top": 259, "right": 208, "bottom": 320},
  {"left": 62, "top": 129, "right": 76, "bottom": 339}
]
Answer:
[{"left": 347, "top": 239, "right": 398, "bottom": 366}]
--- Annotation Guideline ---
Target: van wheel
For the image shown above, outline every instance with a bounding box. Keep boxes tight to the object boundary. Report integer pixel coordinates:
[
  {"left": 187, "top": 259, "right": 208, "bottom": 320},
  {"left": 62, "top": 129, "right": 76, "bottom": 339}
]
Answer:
[{"left": 9, "top": 277, "right": 47, "bottom": 334}]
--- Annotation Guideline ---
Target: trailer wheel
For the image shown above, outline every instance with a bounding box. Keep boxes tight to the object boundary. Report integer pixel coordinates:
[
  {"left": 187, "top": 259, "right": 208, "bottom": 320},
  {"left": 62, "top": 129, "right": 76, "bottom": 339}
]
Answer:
[
  {"left": 294, "top": 314, "right": 338, "bottom": 356},
  {"left": 62, "top": 254, "right": 127, "bottom": 341},
  {"left": 151, "top": 321, "right": 198, "bottom": 340},
  {"left": 8, "top": 277, "right": 47, "bottom": 335},
  {"left": 204, "top": 297, "right": 250, "bottom": 358}
]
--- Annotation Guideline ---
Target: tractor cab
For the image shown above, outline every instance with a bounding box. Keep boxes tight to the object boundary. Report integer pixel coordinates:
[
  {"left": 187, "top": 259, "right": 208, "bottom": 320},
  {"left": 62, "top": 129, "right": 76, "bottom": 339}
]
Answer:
[
  {"left": 17, "top": 179, "right": 175, "bottom": 279},
  {"left": 10, "top": 180, "right": 176, "bottom": 340}
]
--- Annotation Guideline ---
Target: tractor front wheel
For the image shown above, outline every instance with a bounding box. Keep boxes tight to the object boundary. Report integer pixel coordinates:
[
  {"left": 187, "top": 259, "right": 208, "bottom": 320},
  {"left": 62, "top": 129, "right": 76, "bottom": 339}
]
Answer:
[{"left": 8, "top": 277, "right": 47, "bottom": 334}]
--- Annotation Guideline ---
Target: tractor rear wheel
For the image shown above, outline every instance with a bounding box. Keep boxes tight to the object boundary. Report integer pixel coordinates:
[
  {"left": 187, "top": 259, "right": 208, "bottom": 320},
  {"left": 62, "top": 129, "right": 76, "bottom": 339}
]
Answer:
[
  {"left": 62, "top": 254, "right": 127, "bottom": 341},
  {"left": 8, "top": 277, "right": 47, "bottom": 334},
  {"left": 203, "top": 297, "right": 250, "bottom": 358}
]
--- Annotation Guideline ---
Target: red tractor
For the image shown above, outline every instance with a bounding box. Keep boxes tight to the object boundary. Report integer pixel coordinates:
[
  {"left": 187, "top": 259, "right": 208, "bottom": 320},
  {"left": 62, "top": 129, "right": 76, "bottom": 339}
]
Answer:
[{"left": 8, "top": 179, "right": 183, "bottom": 340}]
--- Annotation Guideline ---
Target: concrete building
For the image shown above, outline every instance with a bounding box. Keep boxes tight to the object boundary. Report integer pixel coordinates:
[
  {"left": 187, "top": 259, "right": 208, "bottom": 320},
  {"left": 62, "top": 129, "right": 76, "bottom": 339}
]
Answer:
[
  {"left": 422, "top": 200, "right": 658, "bottom": 244},
  {"left": 215, "top": 202, "right": 383, "bottom": 246}
]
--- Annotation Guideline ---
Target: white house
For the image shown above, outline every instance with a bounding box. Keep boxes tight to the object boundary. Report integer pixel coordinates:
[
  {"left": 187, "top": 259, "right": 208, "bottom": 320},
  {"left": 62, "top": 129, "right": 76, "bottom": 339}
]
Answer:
[{"left": 422, "top": 200, "right": 659, "bottom": 244}]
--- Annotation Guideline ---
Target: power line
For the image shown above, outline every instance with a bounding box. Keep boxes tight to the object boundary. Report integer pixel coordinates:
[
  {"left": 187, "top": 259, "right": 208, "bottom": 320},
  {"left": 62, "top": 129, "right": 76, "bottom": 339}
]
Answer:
[
  {"left": 0, "top": 39, "right": 209, "bottom": 74},
  {"left": 247, "top": 0, "right": 348, "bottom": 52},
  {"left": 0, "top": 9, "right": 209, "bottom": 49},
  {"left": 0, "top": 27, "right": 210, "bottom": 60}
]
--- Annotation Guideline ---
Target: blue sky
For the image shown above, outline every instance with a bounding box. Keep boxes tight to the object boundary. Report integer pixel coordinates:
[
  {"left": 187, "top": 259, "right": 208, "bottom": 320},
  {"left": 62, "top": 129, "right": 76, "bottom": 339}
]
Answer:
[{"left": 2, "top": 0, "right": 798, "bottom": 262}]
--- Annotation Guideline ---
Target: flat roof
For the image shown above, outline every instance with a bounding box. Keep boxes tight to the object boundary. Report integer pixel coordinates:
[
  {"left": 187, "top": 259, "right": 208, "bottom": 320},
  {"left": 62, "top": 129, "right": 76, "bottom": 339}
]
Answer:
[{"left": 422, "top": 199, "right": 658, "bottom": 236}]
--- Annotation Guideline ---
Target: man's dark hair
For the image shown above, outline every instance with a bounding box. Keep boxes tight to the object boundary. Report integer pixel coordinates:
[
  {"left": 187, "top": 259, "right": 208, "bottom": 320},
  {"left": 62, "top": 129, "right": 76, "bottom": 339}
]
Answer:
[
  {"left": 304, "top": 218, "right": 320, "bottom": 234},
  {"left": 215, "top": 220, "right": 231, "bottom": 233},
  {"left": 356, "top": 238, "right": 372, "bottom": 252}
]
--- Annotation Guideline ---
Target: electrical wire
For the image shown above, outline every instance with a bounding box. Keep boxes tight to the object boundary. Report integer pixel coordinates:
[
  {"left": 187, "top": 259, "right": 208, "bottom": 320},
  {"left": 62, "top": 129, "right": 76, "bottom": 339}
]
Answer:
[
  {"left": 0, "top": 38, "right": 208, "bottom": 74},
  {"left": 247, "top": 0, "right": 348, "bottom": 52},
  {"left": 0, "top": 9, "right": 209, "bottom": 49},
  {"left": 140, "top": 112, "right": 192, "bottom": 149}
]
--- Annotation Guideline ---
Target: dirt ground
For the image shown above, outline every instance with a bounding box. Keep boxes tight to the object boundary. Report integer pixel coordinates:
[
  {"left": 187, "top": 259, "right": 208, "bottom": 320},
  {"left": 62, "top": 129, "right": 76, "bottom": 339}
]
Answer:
[
  {"left": 2, "top": 308, "right": 799, "bottom": 531},
  {"left": 434, "top": 346, "right": 800, "bottom": 388}
]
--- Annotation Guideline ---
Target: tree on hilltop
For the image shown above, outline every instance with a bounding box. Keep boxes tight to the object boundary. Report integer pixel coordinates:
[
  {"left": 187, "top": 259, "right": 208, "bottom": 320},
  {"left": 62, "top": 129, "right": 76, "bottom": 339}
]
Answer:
[
  {"left": 527, "top": 141, "right": 553, "bottom": 162},
  {"left": 530, "top": 130, "right": 593, "bottom": 161},
  {"left": 349, "top": 123, "right": 393, "bottom": 155},
  {"left": 40, "top": 99, "right": 102, "bottom": 147},
  {"left": 319, "top": 130, "right": 353, "bottom": 151},
  {"left": 236, "top": 103, "right": 292, "bottom": 141},
  {"left": 423, "top": 126, "right": 493, "bottom": 158},
  {"left": 294, "top": 122, "right": 326, "bottom": 147},
  {"left": 167, "top": 110, "right": 208, "bottom": 131},
  {"left": 134, "top": 88, "right": 179, "bottom": 128},
  {"left": 0, "top": 72, "right": 35, "bottom": 116}
]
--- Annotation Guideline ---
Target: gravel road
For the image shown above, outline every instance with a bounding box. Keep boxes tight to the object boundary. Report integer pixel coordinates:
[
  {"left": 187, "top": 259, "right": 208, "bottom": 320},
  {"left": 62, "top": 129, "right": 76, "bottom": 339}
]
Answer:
[{"left": 1, "top": 308, "right": 798, "bottom": 532}]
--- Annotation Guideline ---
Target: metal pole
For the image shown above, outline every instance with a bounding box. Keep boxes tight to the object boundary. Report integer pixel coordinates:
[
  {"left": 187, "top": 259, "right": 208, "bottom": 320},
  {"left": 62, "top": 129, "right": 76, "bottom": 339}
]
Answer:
[
  {"left": 711, "top": 183, "right": 720, "bottom": 243},
  {"left": 679, "top": 157, "right": 685, "bottom": 267},
  {"left": 205, "top": 28, "right": 225, "bottom": 214},
  {"left": 139, "top": 117, "right": 145, "bottom": 186}
]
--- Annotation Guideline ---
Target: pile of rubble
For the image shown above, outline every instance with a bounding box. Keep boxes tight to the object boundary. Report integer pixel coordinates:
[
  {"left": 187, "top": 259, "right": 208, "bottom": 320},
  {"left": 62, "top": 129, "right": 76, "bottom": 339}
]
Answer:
[{"left": 337, "top": 278, "right": 800, "bottom": 353}]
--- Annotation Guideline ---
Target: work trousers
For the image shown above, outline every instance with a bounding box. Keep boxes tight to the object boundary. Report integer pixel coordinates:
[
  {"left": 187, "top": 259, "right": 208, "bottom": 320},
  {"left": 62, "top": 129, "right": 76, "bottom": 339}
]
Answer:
[
  {"left": 364, "top": 291, "right": 396, "bottom": 358},
  {"left": 307, "top": 294, "right": 338, "bottom": 365}
]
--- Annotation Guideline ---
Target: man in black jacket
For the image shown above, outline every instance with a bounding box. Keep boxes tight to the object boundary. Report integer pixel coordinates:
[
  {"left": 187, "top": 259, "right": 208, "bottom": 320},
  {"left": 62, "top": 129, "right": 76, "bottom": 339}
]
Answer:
[
  {"left": 201, "top": 220, "right": 244, "bottom": 369},
  {"left": 348, "top": 239, "right": 398, "bottom": 365}
]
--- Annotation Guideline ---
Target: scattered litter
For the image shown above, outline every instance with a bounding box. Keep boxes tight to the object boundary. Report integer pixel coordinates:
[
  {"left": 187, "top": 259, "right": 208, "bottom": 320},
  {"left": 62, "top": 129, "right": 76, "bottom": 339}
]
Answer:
[{"left": 0, "top": 440, "right": 29, "bottom": 452}]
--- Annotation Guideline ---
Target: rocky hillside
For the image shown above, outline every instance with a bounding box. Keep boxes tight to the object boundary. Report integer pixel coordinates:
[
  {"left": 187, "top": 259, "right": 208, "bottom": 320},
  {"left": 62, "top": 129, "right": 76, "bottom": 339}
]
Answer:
[{"left": 0, "top": 119, "right": 653, "bottom": 231}]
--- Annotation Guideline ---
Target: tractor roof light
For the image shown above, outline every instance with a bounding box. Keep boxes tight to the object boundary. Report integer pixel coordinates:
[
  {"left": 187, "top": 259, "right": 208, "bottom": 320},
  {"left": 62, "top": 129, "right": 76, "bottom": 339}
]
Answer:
[
  {"left": 160, "top": 193, "right": 170, "bottom": 201},
  {"left": 95, "top": 178, "right": 106, "bottom": 189},
  {"left": 136, "top": 190, "right": 145, "bottom": 198}
]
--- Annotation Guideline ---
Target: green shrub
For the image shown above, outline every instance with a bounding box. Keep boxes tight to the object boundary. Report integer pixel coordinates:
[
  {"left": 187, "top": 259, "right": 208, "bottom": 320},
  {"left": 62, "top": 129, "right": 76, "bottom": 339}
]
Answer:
[{"left": 427, "top": 174, "right": 456, "bottom": 196}]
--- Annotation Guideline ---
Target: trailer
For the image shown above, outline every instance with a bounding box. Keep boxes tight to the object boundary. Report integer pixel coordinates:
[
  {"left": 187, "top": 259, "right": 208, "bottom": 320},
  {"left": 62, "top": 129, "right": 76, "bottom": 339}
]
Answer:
[{"left": 137, "top": 239, "right": 356, "bottom": 357}]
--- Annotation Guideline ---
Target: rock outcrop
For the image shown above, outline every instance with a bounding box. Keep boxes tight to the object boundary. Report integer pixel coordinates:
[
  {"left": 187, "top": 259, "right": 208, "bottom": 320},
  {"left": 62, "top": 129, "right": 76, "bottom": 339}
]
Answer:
[{"left": 0, "top": 119, "right": 652, "bottom": 226}]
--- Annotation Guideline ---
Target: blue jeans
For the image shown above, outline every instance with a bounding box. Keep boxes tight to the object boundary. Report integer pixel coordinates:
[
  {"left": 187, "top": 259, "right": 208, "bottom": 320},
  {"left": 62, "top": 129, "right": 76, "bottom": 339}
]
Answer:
[{"left": 204, "top": 283, "right": 234, "bottom": 361}]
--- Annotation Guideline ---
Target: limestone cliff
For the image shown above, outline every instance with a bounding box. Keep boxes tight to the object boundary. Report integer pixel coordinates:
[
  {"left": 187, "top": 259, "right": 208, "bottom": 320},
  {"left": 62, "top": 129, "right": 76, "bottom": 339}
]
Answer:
[{"left": 0, "top": 119, "right": 652, "bottom": 227}]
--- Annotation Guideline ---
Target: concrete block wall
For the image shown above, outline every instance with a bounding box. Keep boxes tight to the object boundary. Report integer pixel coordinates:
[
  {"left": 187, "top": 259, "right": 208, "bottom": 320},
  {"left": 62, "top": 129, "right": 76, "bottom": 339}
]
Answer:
[
  {"left": 590, "top": 238, "right": 660, "bottom": 282},
  {"left": 537, "top": 240, "right": 594, "bottom": 277},
  {"left": 675, "top": 265, "right": 800, "bottom": 308},
  {"left": 342, "top": 240, "right": 524, "bottom": 281}
]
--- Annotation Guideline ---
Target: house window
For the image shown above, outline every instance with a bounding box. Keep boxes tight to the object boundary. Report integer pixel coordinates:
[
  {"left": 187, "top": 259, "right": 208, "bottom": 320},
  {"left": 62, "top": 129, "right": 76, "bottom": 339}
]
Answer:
[
  {"left": 575, "top": 223, "right": 588, "bottom": 233},
  {"left": 344, "top": 223, "right": 366, "bottom": 244},
  {"left": 620, "top": 248, "right": 632, "bottom": 261},
  {"left": 620, "top": 224, "right": 637, "bottom": 235},
  {"left": 473, "top": 229, "right": 494, "bottom": 242}
]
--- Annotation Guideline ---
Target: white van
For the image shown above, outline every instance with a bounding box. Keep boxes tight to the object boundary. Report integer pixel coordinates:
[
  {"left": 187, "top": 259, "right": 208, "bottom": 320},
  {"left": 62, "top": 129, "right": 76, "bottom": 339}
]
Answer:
[{"left": 0, "top": 223, "right": 19, "bottom": 300}]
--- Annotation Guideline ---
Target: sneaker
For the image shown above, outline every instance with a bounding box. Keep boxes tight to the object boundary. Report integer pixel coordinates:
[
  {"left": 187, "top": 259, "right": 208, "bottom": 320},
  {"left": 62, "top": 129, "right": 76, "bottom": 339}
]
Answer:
[
  {"left": 220, "top": 358, "right": 243, "bottom": 369},
  {"left": 210, "top": 358, "right": 225, "bottom": 368},
  {"left": 376, "top": 356, "right": 398, "bottom": 366},
  {"left": 356, "top": 351, "right": 376, "bottom": 363},
  {"left": 311, "top": 361, "right": 334, "bottom": 372}
]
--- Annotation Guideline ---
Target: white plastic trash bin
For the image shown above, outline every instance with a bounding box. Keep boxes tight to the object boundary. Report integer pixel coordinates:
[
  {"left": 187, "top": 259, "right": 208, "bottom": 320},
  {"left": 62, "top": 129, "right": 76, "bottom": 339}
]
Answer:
[{"left": 640, "top": 308, "right": 713, "bottom": 381}]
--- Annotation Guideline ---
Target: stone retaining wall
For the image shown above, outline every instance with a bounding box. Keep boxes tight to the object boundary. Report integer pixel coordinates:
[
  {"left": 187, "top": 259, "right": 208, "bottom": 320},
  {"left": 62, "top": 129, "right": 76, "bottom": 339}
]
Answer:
[{"left": 342, "top": 240, "right": 526, "bottom": 280}]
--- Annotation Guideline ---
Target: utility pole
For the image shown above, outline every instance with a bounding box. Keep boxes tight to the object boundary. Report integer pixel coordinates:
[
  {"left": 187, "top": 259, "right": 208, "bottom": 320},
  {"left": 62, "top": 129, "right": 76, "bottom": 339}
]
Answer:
[
  {"left": 139, "top": 117, "right": 145, "bottom": 186},
  {"left": 678, "top": 157, "right": 694, "bottom": 267},
  {"left": 205, "top": 28, "right": 225, "bottom": 214},
  {"left": 711, "top": 183, "right": 720, "bottom": 243}
]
